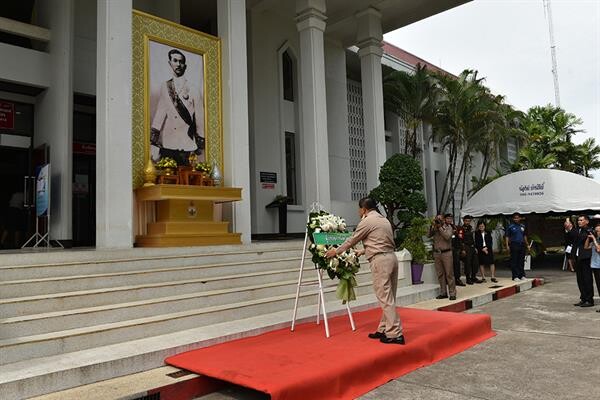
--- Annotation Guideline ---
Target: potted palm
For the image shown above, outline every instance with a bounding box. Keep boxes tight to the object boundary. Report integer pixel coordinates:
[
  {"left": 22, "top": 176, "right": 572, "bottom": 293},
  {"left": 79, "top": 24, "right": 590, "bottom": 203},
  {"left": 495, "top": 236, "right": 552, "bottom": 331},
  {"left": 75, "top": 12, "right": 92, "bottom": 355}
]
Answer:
[{"left": 400, "top": 216, "right": 430, "bottom": 284}]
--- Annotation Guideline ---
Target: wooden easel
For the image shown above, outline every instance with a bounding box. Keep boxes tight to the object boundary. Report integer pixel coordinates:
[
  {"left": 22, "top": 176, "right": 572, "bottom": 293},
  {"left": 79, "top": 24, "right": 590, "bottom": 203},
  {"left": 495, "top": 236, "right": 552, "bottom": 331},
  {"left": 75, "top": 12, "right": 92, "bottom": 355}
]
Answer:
[{"left": 290, "top": 203, "right": 356, "bottom": 338}]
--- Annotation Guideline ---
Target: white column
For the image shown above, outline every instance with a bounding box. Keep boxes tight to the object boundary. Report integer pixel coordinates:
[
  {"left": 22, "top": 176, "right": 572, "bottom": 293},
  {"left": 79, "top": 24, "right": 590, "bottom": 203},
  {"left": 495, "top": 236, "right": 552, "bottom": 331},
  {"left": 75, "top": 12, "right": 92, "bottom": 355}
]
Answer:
[
  {"left": 356, "top": 7, "right": 386, "bottom": 192},
  {"left": 96, "top": 0, "right": 133, "bottom": 248},
  {"left": 296, "top": 0, "right": 331, "bottom": 210},
  {"left": 218, "top": 0, "right": 252, "bottom": 244},
  {"left": 34, "top": 0, "right": 75, "bottom": 243}
]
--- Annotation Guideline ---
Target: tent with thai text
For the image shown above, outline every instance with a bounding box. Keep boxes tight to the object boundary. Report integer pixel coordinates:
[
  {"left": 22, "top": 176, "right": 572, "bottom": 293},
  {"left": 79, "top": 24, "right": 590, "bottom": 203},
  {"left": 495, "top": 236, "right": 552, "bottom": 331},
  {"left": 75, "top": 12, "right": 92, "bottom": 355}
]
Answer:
[{"left": 460, "top": 169, "right": 600, "bottom": 217}]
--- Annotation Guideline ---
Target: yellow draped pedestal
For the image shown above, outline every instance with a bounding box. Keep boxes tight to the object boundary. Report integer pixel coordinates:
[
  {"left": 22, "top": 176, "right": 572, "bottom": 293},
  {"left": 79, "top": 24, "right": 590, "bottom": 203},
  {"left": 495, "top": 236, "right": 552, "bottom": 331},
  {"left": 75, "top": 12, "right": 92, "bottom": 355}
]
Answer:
[{"left": 135, "top": 185, "right": 242, "bottom": 247}]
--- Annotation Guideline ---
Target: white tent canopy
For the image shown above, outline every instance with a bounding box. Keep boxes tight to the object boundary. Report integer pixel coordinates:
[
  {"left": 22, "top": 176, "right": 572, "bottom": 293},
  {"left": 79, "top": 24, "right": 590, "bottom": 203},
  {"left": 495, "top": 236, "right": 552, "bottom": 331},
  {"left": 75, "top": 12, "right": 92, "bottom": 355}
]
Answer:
[{"left": 461, "top": 169, "right": 600, "bottom": 217}]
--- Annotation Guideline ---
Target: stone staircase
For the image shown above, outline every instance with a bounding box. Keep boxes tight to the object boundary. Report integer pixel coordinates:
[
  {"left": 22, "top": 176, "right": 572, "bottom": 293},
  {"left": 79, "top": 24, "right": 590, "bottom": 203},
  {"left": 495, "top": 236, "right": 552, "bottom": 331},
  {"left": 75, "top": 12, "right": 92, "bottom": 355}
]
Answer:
[{"left": 0, "top": 242, "right": 438, "bottom": 399}]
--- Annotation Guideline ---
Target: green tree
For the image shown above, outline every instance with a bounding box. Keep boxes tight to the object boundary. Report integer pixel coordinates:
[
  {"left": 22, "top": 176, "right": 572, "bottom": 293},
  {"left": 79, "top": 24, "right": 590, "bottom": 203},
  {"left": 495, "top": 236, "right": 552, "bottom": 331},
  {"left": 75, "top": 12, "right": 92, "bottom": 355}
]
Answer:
[
  {"left": 369, "top": 154, "right": 427, "bottom": 248},
  {"left": 576, "top": 138, "right": 600, "bottom": 178},
  {"left": 431, "top": 69, "right": 492, "bottom": 213},
  {"left": 383, "top": 64, "right": 438, "bottom": 157}
]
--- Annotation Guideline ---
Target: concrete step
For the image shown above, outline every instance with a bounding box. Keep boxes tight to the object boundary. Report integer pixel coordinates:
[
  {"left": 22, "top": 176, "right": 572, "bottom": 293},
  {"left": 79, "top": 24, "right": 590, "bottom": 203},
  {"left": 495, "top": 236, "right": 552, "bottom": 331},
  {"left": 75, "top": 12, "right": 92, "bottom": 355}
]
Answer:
[
  {"left": 0, "top": 276, "right": 403, "bottom": 365},
  {"left": 0, "top": 240, "right": 305, "bottom": 268},
  {"left": 0, "top": 260, "right": 369, "bottom": 317},
  {"left": 0, "top": 283, "right": 439, "bottom": 400},
  {"left": 0, "top": 256, "right": 314, "bottom": 298},
  {"left": 0, "top": 268, "right": 373, "bottom": 338},
  {"left": 0, "top": 247, "right": 305, "bottom": 281}
]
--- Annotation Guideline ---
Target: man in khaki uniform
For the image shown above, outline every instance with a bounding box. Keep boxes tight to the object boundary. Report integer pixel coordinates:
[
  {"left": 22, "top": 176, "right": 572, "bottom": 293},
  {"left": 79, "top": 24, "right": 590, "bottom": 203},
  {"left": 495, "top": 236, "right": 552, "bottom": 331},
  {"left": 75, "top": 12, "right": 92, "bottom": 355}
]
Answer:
[
  {"left": 429, "top": 215, "right": 457, "bottom": 300},
  {"left": 325, "top": 198, "right": 405, "bottom": 345}
]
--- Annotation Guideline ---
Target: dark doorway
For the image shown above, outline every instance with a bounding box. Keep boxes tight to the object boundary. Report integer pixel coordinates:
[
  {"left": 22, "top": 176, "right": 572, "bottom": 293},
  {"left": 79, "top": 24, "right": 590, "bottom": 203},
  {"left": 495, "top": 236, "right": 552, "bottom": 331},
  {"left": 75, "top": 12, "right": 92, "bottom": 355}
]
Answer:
[
  {"left": 72, "top": 109, "right": 96, "bottom": 247},
  {"left": 0, "top": 146, "right": 31, "bottom": 249}
]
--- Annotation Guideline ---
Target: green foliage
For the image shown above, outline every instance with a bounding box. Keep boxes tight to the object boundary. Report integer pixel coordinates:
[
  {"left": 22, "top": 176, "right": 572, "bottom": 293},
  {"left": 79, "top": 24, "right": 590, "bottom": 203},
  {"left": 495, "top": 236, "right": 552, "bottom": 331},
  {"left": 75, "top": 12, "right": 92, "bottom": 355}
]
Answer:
[
  {"left": 400, "top": 216, "right": 430, "bottom": 264},
  {"left": 369, "top": 154, "right": 427, "bottom": 248}
]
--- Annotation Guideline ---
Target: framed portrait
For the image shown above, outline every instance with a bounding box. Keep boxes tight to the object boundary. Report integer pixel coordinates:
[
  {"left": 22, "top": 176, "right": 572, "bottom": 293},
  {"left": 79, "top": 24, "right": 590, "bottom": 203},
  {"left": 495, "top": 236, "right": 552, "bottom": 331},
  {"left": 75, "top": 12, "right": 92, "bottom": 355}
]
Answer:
[{"left": 132, "top": 10, "right": 223, "bottom": 187}]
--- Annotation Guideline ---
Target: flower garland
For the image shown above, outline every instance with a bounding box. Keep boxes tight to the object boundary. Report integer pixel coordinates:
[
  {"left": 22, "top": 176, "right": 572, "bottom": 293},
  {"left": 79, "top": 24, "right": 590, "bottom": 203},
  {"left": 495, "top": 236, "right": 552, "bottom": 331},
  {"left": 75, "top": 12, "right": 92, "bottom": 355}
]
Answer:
[
  {"left": 155, "top": 157, "right": 177, "bottom": 169},
  {"left": 307, "top": 211, "right": 361, "bottom": 303}
]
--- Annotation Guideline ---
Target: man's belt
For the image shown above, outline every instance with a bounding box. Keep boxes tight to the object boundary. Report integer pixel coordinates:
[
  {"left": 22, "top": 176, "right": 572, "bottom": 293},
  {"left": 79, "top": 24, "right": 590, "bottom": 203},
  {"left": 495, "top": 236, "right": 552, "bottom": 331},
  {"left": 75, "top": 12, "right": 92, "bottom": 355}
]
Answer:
[
  {"left": 370, "top": 251, "right": 394, "bottom": 260},
  {"left": 434, "top": 248, "right": 452, "bottom": 254}
]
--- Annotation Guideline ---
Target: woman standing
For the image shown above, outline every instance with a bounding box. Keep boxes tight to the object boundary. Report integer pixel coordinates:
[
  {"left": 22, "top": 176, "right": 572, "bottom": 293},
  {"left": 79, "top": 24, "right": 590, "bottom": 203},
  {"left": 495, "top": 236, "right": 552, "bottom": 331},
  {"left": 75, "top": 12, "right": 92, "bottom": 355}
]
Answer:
[
  {"left": 475, "top": 221, "right": 497, "bottom": 283},
  {"left": 564, "top": 218, "right": 577, "bottom": 272}
]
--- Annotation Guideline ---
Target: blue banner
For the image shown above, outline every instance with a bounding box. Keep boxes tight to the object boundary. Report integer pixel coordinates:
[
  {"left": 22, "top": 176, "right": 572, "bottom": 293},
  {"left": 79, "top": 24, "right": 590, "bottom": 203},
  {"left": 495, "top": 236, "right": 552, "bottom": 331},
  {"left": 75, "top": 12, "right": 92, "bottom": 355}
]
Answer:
[{"left": 36, "top": 164, "right": 49, "bottom": 217}]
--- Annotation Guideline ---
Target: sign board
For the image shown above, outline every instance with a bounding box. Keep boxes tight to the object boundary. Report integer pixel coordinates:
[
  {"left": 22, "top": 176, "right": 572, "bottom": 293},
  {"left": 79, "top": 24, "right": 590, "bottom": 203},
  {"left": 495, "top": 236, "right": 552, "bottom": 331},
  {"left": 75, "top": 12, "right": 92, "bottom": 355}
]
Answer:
[
  {"left": 36, "top": 164, "right": 50, "bottom": 217},
  {"left": 260, "top": 172, "right": 277, "bottom": 184},
  {"left": 73, "top": 142, "right": 96, "bottom": 155},
  {"left": 0, "top": 101, "right": 15, "bottom": 129},
  {"left": 312, "top": 232, "right": 352, "bottom": 245},
  {"left": 261, "top": 183, "right": 275, "bottom": 189}
]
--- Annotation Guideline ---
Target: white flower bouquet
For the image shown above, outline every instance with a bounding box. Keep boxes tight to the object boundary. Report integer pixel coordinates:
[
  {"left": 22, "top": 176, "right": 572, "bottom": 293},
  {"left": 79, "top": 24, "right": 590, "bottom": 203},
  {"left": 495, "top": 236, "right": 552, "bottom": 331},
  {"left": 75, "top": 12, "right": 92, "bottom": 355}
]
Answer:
[{"left": 307, "top": 211, "right": 360, "bottom": 303}]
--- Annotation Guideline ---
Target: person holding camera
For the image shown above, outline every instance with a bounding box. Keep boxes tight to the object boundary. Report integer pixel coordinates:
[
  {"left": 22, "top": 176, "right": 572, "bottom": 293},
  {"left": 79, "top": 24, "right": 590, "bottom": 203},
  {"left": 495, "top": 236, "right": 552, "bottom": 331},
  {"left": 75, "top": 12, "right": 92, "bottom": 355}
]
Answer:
[
  {"left": 428, "top": 214, "right": 456, "bottom": 300},
  {"left": 447, "top": 214, "right": 466, "bottom": 286},
  {"left": 573, "top": 215, "right": 594, "bottom": 307},
  {"left": 584, "top": 224, "right": 600, "bottom": 312}
]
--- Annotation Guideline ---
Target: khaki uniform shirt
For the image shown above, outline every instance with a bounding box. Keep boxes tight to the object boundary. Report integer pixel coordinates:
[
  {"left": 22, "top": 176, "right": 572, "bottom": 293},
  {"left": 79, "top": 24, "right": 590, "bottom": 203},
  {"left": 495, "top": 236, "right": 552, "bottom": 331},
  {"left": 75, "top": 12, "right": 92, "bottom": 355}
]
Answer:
[
  {"left": 337, "top": 210, "right": 395, "bottom": 260},
  {"left": 429, "top": 224, "right": 453, "bottom": 251}
]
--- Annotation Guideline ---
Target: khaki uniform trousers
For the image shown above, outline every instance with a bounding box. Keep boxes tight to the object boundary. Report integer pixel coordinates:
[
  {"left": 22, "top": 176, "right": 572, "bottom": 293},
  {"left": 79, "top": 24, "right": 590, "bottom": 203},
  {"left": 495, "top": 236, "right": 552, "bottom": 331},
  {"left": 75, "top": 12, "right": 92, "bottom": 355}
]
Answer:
[
  {"left": 370, "top": 253, "right": 403, "bottom": 338},
  {"left": 434, "top": 251, "right": 456, "bottom": 297}
]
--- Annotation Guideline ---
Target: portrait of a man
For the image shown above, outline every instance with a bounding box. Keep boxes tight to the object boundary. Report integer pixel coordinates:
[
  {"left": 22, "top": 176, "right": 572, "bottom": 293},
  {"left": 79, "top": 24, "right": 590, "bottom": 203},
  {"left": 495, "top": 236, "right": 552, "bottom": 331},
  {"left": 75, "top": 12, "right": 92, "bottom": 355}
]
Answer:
[{"left": 149, "top": 41, "right": 205, "bottom": 165}]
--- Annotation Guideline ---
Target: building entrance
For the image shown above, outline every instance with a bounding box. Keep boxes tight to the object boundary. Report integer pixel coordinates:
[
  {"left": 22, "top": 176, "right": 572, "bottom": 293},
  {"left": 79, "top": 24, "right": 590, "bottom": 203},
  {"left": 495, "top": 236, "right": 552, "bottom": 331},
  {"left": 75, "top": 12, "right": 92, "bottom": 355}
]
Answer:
[{"left": 0, "top": 146, "right": 31, "bottom": 249}]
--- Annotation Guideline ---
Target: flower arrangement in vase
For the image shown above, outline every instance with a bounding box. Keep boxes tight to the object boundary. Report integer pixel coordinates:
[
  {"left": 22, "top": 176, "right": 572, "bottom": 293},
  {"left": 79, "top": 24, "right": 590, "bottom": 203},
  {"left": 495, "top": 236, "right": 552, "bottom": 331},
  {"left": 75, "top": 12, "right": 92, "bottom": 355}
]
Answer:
[
  {"left": 194, "top": 162, "right": 212, "bottom": 175},
  {"left": 155, "top": 157, "right": 178, "bottom": 175}
]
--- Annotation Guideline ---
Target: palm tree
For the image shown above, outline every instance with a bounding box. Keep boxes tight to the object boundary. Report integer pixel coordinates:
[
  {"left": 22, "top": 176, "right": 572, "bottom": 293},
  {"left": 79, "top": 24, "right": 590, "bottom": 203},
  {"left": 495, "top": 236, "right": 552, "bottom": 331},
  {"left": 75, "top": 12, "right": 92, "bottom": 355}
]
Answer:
[
  {"left": 383, "top": 63, "right": 438, "bottom": 157},
  {"left": 431, "top": 69, "right": 491, "bottom": 213},
  {"left": 514, "top": 147, "right": 557, "bottom": 170},
  {"left": 576, "top": 138, "right": 600, "bottom": 177}
]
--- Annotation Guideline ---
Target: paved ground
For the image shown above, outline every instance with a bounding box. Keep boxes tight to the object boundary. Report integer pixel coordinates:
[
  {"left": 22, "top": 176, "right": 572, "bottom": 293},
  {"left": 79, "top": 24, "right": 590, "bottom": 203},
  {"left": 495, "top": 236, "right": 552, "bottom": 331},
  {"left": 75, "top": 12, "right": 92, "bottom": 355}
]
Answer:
[{"left": 200, "top": 256, "right": 600, "bottom": 400}]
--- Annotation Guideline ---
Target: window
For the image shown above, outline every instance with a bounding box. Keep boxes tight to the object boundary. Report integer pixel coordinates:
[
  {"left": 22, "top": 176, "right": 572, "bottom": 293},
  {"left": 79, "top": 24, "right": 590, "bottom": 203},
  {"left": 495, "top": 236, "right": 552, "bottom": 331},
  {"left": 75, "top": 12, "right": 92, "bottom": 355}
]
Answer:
[
  {"left": 282, "top": 51, "right": 294, "bottom": 102},
  {"left": 285, "top": 132, "right": 297, "bottom": 204}
]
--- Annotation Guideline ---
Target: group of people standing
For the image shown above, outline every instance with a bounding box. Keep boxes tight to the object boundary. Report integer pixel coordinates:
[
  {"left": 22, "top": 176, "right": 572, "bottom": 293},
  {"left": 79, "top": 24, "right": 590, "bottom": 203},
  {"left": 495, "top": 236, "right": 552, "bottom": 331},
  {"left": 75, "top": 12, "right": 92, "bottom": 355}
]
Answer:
[
  {"left": 429, "top": 213, "right": 500, "bottom": 300},
  {"left": 565, "top": 215, "right": 600, "bottom": 311}
]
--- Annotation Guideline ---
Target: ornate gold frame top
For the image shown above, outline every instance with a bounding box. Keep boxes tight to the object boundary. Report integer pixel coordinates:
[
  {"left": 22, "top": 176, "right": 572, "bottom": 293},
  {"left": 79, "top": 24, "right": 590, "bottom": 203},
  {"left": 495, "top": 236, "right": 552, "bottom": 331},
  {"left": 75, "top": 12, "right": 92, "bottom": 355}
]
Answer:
[{"left": 135, "top": 185, "right": 242, "bottom": 203}]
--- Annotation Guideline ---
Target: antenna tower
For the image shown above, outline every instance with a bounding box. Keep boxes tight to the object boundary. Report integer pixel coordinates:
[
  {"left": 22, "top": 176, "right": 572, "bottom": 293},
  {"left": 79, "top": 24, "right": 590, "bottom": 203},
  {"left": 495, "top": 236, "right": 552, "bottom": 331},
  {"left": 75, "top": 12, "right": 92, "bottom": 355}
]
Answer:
[{"left": 543, "top": 0, "right": 561, "bottom": 107}]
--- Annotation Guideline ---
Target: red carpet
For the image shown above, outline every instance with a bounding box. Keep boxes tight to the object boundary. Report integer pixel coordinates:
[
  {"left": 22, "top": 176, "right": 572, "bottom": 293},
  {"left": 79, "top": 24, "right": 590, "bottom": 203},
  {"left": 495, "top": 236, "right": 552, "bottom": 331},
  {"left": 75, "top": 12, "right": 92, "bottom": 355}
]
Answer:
[{"left": 165, "top": 307, "right": 495, "bottom": 400}]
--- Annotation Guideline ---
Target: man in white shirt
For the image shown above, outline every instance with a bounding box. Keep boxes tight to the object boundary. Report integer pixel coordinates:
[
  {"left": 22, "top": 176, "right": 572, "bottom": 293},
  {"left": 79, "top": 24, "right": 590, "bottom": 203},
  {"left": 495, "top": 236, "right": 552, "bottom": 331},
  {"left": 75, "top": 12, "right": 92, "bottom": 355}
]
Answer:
[{"left": 150, "top": 49, "right": 204, "bottom": 165}]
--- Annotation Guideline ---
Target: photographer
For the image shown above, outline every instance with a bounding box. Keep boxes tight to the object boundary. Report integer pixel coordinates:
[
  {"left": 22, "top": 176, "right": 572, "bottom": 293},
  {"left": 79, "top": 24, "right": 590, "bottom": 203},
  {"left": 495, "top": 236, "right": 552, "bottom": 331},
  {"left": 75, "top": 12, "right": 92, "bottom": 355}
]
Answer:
[
  {"left": 573, "top": 215, "right": 594, "bottom": 307},
  {"left": 584, "top": 224, "right": 600, "bottom": 312},
  {"left": 428, "top": 214, "right": 456, "bottom": 300}
]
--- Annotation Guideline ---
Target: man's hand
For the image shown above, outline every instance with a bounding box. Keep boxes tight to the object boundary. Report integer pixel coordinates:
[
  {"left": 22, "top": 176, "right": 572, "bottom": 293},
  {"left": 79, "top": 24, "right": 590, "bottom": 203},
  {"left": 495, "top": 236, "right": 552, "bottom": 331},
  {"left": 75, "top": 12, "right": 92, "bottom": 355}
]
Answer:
[
  {"left": 325, "top": 248, "right": 337, "bottom": 259},
  {"left": 355, "top": 249, "right": 365, "bottom": 257}
]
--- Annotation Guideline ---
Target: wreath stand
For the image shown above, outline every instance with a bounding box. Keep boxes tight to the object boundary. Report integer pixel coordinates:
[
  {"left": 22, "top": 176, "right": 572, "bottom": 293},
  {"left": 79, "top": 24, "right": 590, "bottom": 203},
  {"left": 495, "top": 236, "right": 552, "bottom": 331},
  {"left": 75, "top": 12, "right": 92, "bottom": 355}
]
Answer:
[{"left": 290, "top": 203, "right": 356, "bottom": 338}]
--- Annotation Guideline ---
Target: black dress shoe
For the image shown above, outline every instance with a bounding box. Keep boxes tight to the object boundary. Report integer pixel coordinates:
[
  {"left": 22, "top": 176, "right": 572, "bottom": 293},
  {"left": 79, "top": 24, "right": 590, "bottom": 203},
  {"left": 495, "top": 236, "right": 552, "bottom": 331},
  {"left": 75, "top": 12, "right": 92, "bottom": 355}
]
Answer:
[
  {"left": 455, "top": 280, "right": 466, "bottom": 287},
  {"left": 580, "top": 302, "right": 594, "bottom": 308},
  {"left": 596, "top": 309, "right": 600, "bottom": 313},
  {"left": 474, "top": 278, "right": 483, "bottom": 284},
  {"left": 574, "top": 301, "right": 585, "bottom": 306},
  {"left": 466, "top": 280, "right": 474, "bottom": 285},
  {"left": 449, "top": 295, "right": 456, "bottom": 300},
  {"left": 380, "top": 335, "right": 406, "bottom": 345},
  {"left": 436, "top": 294, "right": 448, "bottom": 299},
  {"left": 368, "top": 331, "right": 386, "bottom": 339}
]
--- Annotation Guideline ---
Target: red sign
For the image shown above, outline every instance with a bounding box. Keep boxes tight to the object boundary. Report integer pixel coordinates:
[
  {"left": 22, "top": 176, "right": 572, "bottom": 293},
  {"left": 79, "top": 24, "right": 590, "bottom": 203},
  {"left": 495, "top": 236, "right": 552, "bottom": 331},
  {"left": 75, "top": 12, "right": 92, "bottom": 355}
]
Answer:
[
  {"left": 261, "top": 183, "right": 275, "bottom": 189},
  {"left": 73, "top": 142, "right": 96, "bottom": 155},
  {"left": 0, "top": 101, "right": 15, "bottom": 129}
]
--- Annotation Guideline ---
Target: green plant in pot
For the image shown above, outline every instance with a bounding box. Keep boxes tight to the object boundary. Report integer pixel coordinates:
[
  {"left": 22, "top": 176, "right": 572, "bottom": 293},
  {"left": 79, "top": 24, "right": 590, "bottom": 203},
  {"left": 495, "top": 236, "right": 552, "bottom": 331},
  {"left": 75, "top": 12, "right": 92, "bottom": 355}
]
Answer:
[{"left": 400, "top": 216, "right": 430, "bottom": 284}]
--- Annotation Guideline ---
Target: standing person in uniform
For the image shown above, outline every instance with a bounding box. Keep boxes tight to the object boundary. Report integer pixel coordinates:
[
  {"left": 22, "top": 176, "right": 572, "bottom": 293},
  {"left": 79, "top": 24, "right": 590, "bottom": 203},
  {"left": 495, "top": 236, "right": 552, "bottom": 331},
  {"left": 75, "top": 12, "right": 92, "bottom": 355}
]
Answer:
[
  {"left": 573, "top": 215, "right": 594, "bottom": 307},
  {"left": 447, "top": 213, "right": 466, "bottom": 286},
  {"left": 475, "top": 221, "right": 497, "bottom": 283},
  {"left": 428, "top": 215, "right": 457, "bottom": 300},
  {"left": 504, "top": 212, "right": 530, "bottom": 282},
  {"left": 325, "top": 197, "right": 405, "bottom": 345},
  {"left": 461, "top": 215, "right": 482, "bottom": 284}
]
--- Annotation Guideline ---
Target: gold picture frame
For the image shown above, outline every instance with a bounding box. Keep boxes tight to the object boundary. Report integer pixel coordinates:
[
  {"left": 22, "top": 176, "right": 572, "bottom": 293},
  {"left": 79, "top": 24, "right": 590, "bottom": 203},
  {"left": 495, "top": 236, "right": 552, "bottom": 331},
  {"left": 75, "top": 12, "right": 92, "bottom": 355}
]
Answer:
[{"left": 132, "top": 10, "right": 223, "bottom": 188}]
